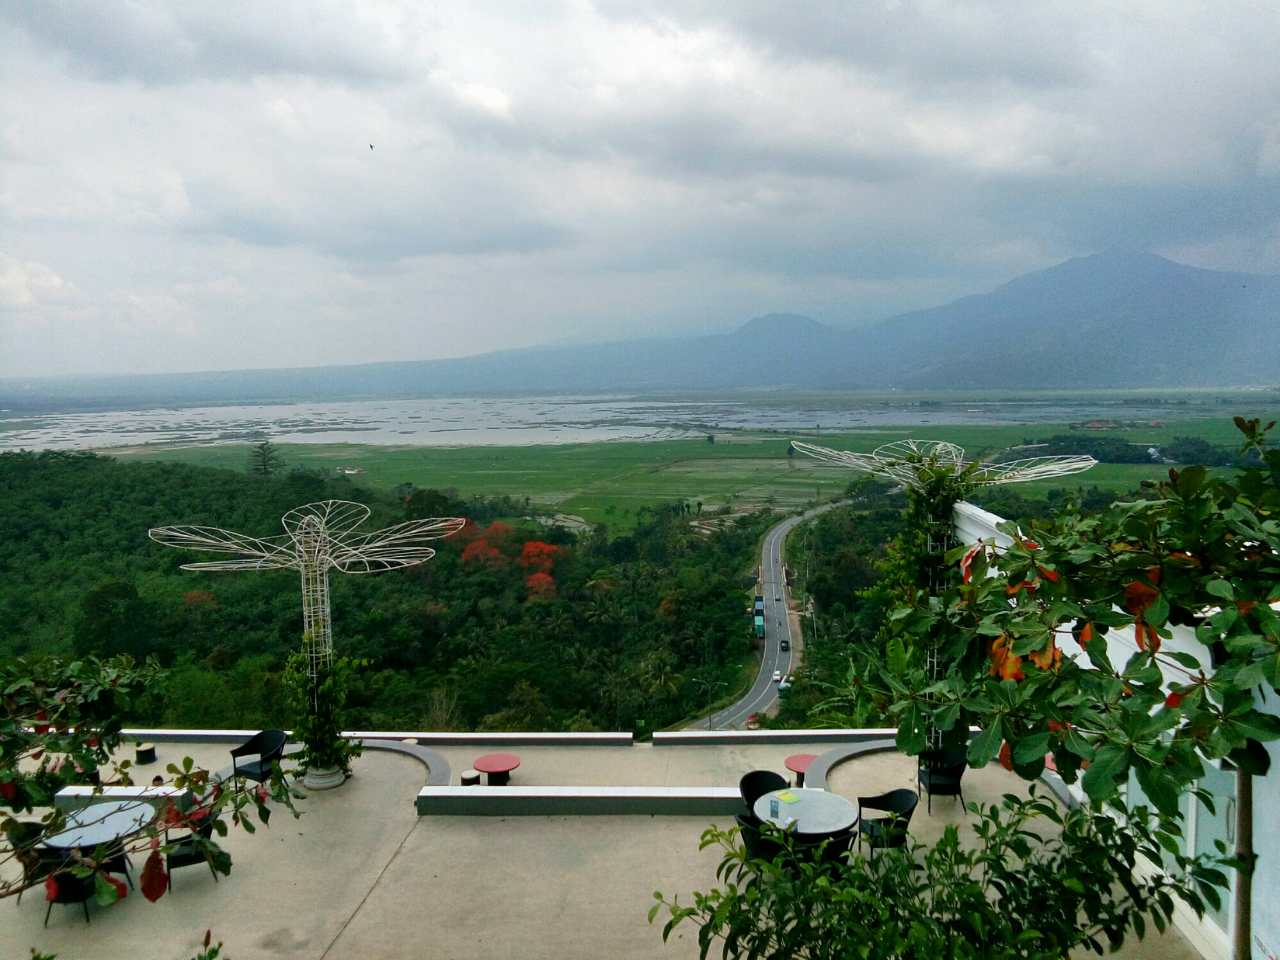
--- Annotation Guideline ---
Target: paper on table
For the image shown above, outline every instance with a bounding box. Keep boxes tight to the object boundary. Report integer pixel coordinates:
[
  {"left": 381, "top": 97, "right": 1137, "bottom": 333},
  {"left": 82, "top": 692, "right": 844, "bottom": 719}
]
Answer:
[{"left": 776, "top": 791, "right": 800, "bottom": 803}]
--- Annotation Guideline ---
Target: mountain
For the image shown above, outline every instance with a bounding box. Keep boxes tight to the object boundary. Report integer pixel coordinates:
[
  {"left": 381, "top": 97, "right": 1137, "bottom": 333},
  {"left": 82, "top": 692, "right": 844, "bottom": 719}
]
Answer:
[
  {"left": 849, "top": 251, "right": 1280, "bottom": 389},
  {"left": 3, "top": 252, "right": 1278, "bottom": 411}
]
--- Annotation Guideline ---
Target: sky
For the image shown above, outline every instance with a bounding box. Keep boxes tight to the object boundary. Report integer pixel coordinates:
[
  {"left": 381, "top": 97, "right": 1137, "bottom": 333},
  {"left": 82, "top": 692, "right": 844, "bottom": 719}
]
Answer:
[{"left": 2, "top": 1, "right": 1280, "bottom": 378}]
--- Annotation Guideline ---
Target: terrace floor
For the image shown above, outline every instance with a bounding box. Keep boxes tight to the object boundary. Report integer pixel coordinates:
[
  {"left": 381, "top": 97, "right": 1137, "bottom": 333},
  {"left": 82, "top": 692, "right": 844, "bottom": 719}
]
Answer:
[{"left": 2, "top": 741, "right": 1204, "bottom": 960}]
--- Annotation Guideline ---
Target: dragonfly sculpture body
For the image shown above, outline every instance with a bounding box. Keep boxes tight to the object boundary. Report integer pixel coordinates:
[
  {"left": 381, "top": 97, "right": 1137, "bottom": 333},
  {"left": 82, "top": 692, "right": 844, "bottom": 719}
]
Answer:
[{"left": 150, "top": 501, "right": 465, "bottom": 677}]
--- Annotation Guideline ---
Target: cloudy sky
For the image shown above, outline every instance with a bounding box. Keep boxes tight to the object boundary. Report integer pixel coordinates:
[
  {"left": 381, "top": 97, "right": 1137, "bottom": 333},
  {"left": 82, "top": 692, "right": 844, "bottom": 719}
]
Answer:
[{"left": 2, "top": 1, "right": 1279, "bottom": 378}]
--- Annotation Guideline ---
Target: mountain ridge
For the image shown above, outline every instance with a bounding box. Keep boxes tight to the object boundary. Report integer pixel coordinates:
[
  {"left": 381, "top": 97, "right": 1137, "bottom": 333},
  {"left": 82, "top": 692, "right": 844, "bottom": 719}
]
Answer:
[{"left": 3, "top": 251, "right": 1277, "bottom": 411}]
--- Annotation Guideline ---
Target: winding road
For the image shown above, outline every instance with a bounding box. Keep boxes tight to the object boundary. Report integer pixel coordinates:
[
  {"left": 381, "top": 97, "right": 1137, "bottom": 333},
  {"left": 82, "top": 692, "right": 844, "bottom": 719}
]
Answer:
[{"left": 686, "top": 500, "right": 848, "bottom": 730}]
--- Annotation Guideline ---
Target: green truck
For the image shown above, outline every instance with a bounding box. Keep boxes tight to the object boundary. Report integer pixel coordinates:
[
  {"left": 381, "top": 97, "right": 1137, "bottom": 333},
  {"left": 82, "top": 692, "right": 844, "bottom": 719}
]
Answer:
[{"left": 754, "top": 615, "right": 765, "bottom": 638}]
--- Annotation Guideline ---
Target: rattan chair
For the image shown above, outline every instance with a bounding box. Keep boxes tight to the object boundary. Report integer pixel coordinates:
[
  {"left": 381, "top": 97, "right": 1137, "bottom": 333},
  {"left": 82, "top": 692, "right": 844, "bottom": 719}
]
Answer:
[{"left": 857, "top": 788, "right": 918, "bottom": 851}]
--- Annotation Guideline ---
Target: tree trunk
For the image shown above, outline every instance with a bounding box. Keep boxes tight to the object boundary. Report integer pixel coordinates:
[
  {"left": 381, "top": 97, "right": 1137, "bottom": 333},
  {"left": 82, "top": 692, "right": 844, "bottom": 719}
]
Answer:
[{"left": 1233, "top": 769, "right": 1254, "bottom": 960}]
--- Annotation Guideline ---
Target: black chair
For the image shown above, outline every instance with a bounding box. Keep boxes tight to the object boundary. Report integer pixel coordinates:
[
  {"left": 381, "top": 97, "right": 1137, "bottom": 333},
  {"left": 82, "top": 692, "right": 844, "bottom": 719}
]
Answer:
[
  {"left": 735, "top": 813, "right": 786, "bottom": 864},
  {"left": 739, "top": 770, "right": 789, "bottom": 815},
  {"left": 918, "top": 749, "right": 968, "bottom": 814},
  {"left": 857, "top": 789, "right": 918, "bottom": 851},
  {"left": 166, "top": 814, "right": 224, "bottom": 890},
  {"left": 5, "top": 820, "right": 53, "bottom": 905},
  {"left": 230, "top": 729, "right": 288, "bottom": 783},
  {"left": 44, "top": 868, "right": 94, "bottom": 926}
]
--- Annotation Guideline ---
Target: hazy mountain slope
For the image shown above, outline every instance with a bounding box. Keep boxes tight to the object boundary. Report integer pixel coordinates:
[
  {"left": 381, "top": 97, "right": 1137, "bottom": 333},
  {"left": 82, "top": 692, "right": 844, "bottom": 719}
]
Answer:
[
  {"left": 3, "top": 253, "right": 1277, "bottom": 411},
  {"left": 849, "top": 251, "right": 1280, "bottom": 388}
]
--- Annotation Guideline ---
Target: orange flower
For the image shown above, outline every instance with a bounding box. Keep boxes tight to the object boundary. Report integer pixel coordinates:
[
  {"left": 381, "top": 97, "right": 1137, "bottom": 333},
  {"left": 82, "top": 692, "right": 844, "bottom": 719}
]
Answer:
[
  {"left": 1165, "top": 692, "right": 1184, "bottom": 708},
  {"left": 1037, "top": 566, "right": 1060, "bottom": 582},
  {"left": 998, "top": 742, "right": 1014, "bottom": 771}
]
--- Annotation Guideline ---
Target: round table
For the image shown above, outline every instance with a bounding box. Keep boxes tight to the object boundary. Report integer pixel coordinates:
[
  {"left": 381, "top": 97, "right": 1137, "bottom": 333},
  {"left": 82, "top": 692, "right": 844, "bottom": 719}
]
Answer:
[
  {"left": 753, "top": 788, "right": 857, "bottom": 837},
  {"left": 784, "top": 753, "right": 819, "bottom": 788},
  {"left": 473, "top": 753, "right": 521, "bottom": 786},
  {"left": 45, "top": 801, "right": 153, "bottom": 850}
]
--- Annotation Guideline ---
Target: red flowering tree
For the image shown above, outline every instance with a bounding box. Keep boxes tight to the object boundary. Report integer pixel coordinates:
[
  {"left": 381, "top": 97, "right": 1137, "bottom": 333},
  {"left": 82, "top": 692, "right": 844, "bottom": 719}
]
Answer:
[
  {"left": 518, "top": 541, "right": 561, "bottom": 574},
  {"left": 526, "top": 571, "right": 557, "bottom": 601}
]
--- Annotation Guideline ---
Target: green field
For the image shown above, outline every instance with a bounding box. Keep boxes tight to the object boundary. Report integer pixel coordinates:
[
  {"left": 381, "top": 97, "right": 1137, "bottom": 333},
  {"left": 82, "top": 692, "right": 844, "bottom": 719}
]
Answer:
[{"left": 99, "top": 413, "right": 1278, "bottom": 529}]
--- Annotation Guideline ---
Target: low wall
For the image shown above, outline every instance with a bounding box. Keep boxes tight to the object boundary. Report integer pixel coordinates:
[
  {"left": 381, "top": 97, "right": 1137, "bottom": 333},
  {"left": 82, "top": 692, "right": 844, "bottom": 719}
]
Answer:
[
  {"left": 416, "top": 785, "right": 745, "bottom": 817},
  {"left": 653, "top": 729, "right": 897, "bottom": 747},
  {"left": 121, "top": 729, "right": 631, "bottom": 747}
]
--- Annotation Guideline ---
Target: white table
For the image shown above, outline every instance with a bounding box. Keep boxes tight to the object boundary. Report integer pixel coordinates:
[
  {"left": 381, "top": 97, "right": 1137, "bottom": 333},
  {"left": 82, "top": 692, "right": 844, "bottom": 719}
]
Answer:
[
  {"left": 45, "top": 800, "right": 153, "bottom": 850},
  {"left": 753, "top": 788, "right": 858, "bottom": 836}
]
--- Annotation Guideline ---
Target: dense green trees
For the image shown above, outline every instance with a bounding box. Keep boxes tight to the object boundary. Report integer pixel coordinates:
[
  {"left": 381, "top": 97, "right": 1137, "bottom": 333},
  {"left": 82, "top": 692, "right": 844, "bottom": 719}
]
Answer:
[{"left": 0, "top": 451, "right": 767, "bottom": 732}]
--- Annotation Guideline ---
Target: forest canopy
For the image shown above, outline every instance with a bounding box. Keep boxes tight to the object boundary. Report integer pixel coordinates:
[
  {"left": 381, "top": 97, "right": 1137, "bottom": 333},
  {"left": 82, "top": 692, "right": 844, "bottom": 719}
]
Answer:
[{"left": 0, "top": 451, "right": 770, "bottom": 733}]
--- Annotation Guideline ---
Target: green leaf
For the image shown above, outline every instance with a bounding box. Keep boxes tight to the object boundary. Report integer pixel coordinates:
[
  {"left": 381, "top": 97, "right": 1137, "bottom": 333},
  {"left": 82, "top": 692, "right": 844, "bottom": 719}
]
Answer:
[
  {"left": 1081, "top": 744, "right": 1129, "bottom": 800},
  {"left": 895, "top": 702, "right": 926, "bottom": 755},
  {"left": 93, "top": 872, "right": 120, "bottom": 906},
  {"left": 1206, "top": 579, "right": 1235, "bottom": 601},
  {"left": 1012, "top": 732, "right": 1050, "bottom": 766},
  {"left": 967, "top": 720, "right": 1003, "bottom": 768},
  {"left": 886, "top": 637, "right": 908, "bottom": 679}
]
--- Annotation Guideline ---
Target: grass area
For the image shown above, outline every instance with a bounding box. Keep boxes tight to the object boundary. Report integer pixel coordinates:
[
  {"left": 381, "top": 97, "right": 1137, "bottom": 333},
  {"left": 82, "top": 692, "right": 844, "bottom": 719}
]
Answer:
[{"left": 102, "top": 414, "right": 1278, "bottom": 529}]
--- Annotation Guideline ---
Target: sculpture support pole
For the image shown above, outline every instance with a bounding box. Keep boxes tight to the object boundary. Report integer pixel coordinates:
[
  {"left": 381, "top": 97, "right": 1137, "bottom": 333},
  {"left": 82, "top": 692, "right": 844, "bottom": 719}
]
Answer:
[{"left": 297, "top": 522, "right": 334, "bottom": 684}]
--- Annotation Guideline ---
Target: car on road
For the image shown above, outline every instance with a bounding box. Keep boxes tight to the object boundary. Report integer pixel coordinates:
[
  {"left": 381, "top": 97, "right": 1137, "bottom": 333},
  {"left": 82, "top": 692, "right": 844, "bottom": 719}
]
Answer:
[
  {"left": 778, "top": 679, "right": 791, "bottom": 691},
  {"left": 775, "top": 596, "right": 782, "bottom": 601},
  {"left": 780, "top": 639, "right": 790, "bottom": 651},
  {"left": 746, "top": 715, "right": 760, "bottom": 730},
  {"left": 772, "top": 670, "right": 782, "bottom": 682}
]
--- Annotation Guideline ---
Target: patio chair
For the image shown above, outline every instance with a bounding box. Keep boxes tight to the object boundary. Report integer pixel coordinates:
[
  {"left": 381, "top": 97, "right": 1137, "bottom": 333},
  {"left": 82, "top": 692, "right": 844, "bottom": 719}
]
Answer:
[
  {"left": 739, "top": 770, "right": 789, "bottom": 815},
  {"left": 917, "top": 749, "right": 968, "bottom": 815},
  {"left": 166, "top": 814, "right": 225, "bottom": 890},
  {"left": 230, "top": 729, "right": 289, "bottom": 783},
  {"left": 44, "top": 868, "right": 95, "bottom": 926},
  {"left": 5, "top": 820, "right": 53, "bottom": 905},
  {"left": 735, "top": 814, "right": 784, "bottom": 865},
  {"left": 857, "top": 789, "right": 918, "bottom": 851}
]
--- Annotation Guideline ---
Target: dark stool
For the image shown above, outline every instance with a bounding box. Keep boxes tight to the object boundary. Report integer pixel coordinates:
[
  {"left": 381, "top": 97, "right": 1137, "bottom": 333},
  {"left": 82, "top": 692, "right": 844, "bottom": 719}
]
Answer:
[{"left": 135, "top": 743, "right": 157, "bottom": 765}]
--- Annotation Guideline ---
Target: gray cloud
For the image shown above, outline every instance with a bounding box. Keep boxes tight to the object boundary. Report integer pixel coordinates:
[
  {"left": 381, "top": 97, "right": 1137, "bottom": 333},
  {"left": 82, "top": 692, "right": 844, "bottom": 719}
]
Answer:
[{"left": 2, "top": 1, "right": 1279, "bottom": 377}]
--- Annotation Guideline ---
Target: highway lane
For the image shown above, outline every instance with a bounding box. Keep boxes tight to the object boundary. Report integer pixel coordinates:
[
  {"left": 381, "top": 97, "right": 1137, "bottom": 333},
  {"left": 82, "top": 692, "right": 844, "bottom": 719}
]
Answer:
[{"left": 686, "top": 500, "right": 848, "bottom": 730}]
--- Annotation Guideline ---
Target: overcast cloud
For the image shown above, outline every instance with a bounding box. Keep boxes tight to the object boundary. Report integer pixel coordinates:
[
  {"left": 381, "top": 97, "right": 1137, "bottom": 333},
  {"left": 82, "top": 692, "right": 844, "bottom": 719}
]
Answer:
[{"left": 2, "top": 1, "right": 1279, "bottom": 377}]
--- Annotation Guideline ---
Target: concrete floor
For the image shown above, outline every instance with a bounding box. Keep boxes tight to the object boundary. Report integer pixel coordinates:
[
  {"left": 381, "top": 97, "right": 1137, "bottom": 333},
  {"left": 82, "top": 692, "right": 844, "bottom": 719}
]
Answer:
[{"left": 1, "top": 742, "right": 1204, "bottom": 960}]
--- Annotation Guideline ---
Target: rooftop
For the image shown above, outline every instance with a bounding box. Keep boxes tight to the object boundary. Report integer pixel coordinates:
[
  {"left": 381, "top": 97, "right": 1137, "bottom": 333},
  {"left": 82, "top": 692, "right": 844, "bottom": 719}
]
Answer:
[{"left": 2, "top": 737, "right": 1203, "bottom": 960}]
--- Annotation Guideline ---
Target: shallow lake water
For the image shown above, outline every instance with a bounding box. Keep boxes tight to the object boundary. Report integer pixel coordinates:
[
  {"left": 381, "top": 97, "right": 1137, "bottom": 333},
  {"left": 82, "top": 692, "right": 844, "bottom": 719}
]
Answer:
[{"left": 0, "top": 395, "right": 1213, "bottom": 451}]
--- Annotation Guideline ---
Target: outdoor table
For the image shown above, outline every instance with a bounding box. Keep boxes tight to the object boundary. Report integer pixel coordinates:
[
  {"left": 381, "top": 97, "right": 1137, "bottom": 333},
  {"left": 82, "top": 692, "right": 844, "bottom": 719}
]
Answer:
[
  {"left": 785, "top": 753, "right": 819, "bottom": 788},
  {"left": 45, "top": 800, "right": 153, "bottom": 851},
  {"left": 753, "top": 787, "right": 857, "bottom": 837},
  {"left": 473, "top": 753, "right": 521, "bottom": 786}
]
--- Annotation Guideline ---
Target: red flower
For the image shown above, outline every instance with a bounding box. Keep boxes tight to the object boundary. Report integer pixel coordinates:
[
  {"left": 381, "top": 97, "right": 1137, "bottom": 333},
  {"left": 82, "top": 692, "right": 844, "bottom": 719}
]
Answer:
[
  {"left": 0, "top": 780, "right": 16, "bottom": 801},
  {"left": 45, "top": 873, "right": 59, "bottom": 901},
  {"left": 517, "top": 541, "right": 560, "bottom": 574},
  {"left": 1048, "top": 721, "right": 1066, "bottom": 732},
  {"left": 1165, "top": 692, "right": 1184, "bottom": 709},
  {"left": 988, "top": 635, "right": 1024, "bottom": 681},
  {"left": 998, "top": 743, "right": 1013, "bottom": 771},
  {"left": 1037, "top": 566, "right": 1060, "bottom": 583},
  {"left": 960, "top": 545, "right": 982, "bottom": 584}
]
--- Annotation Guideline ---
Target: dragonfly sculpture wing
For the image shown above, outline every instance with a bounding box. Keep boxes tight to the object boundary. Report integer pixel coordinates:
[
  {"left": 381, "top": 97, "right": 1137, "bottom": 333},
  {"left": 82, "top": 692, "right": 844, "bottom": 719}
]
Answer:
[
  {"left": 329, "top": 517, "right": 468, "bottom": 573},
  {"left": 789, "top": 442, "right": 886, "bottom": 473},
  {"left": 148, "top": 525, "right": 297, "bottom": 570},
  {"left": 971, "top": 455, "right": 1098, "bottom": 486}
]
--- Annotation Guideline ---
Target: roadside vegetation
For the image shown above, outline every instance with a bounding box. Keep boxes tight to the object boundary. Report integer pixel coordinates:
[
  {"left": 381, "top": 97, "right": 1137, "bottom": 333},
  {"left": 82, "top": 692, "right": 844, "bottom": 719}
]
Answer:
[{"left": 0, "top": 451, "right": 771, "bottom": 733}]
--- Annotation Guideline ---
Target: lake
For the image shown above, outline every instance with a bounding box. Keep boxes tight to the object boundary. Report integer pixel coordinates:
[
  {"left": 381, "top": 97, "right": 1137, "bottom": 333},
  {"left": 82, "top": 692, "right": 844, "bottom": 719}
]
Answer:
[{"left": 0, "top": 395, "right": 1214, "bottom": 451}]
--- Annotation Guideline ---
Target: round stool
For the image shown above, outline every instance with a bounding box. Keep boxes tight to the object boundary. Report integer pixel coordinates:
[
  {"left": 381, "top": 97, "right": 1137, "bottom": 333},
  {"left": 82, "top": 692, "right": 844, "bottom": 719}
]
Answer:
[
  {"left": 460, "top": 769, "right": 481, "bottom": 786},
  {"left": 135, "top": 743, "right": 157, "bottom": 765}
]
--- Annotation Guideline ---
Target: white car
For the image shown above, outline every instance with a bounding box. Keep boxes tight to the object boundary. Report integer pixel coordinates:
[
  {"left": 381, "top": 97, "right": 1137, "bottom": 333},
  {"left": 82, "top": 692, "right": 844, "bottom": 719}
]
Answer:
[{"left": 772, "top": 670, "right": 782, "bottom": 682}]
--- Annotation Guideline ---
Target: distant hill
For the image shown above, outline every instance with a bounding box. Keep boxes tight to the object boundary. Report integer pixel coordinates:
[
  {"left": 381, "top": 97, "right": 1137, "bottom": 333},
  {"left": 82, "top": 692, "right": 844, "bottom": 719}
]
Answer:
[{"left": 3, "top": 251, "right": 1277, "bottom": 411}]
